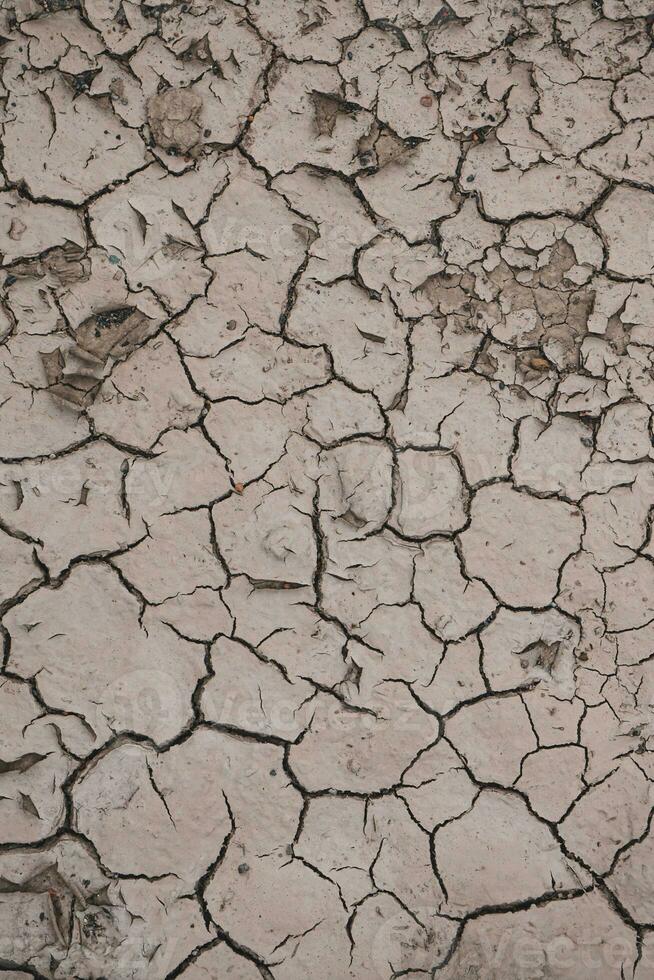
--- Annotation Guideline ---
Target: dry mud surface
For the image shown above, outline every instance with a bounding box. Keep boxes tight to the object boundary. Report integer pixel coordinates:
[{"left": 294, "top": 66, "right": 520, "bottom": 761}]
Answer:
[{"left": 0, "top": 0, "right": 653, "bottom": 977}]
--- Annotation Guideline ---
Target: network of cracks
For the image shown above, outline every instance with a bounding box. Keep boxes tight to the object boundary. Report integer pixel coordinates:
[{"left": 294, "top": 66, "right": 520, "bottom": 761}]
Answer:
[{"left": 0, "top": 0, "right": 653, "bottom": 977}]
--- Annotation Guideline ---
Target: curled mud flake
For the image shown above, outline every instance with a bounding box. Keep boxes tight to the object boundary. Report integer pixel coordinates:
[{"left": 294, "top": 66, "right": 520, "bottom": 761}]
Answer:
[
  {"left": 16, "top": 242, "right": 89, "bottom": 286},
  {"left": 147, "top": 87, "right": 203, "bottom": 156},
  {"left": 8, "top": 219, "right": 26, "bottom": 241},
  {"left": 46, "top": 373, "right": 100, "bottom": 408},
  {"left": 73, "top": 306, "right": 155, "bottom": 363},
  {"left": 40, "top": 347, "right": 65, "bottom": 387},
  {"left": 39, "top": 347, "right": 100, "bottom": 408},
  {"left": 312, "top": 91, "right": 344, "bottom": 138}
]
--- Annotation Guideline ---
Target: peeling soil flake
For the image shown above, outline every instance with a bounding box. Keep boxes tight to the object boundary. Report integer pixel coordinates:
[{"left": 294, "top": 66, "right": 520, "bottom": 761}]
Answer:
[{"left": 0, "top": 0, "right": 653, "bottom": 977}]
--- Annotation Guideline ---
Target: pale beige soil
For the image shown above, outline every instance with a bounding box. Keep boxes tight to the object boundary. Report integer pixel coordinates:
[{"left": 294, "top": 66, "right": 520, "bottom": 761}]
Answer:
[{"left": 0, "top": 0, "right": 653, "bottom": 977}]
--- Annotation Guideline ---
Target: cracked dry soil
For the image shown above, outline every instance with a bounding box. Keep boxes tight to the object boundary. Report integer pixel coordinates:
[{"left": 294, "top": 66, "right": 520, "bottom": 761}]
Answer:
[{"left": 0, "top": 0, "right": 653, "bottom": 977}]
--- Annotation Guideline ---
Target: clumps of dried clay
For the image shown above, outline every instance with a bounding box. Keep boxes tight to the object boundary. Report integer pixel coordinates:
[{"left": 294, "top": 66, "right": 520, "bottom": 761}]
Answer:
[{"left": 147, "top": 88, "right": 203, "bottom": 156}]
